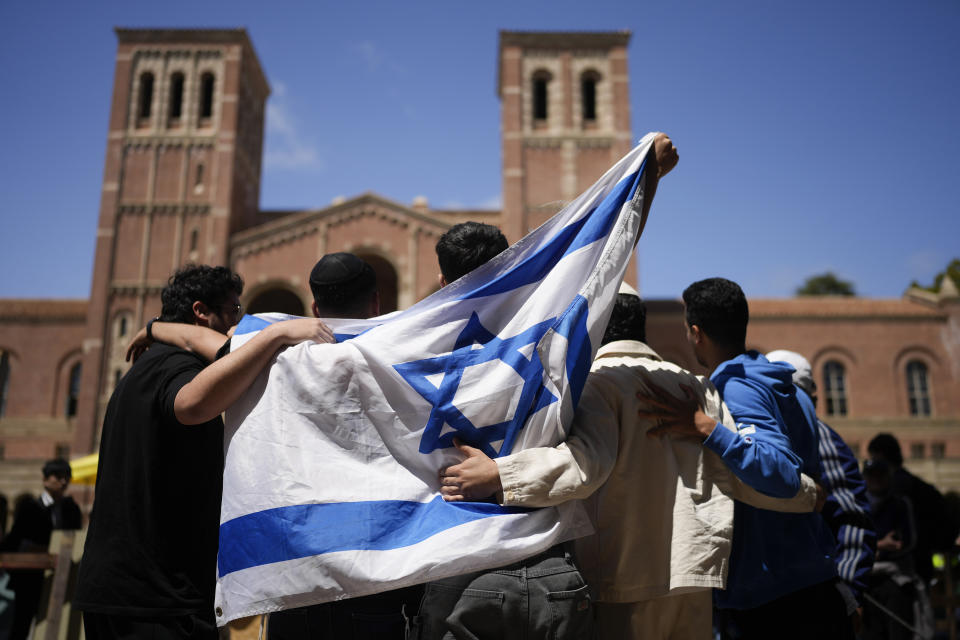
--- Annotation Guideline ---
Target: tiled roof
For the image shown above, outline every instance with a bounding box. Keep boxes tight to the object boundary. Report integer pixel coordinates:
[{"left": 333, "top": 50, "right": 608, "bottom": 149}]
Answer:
[
  {"left": 0, "top": 299, "right": 88, "bottom": 321},
  {"left": 749, "top": 297, "right": 945, "bottom": 319}
]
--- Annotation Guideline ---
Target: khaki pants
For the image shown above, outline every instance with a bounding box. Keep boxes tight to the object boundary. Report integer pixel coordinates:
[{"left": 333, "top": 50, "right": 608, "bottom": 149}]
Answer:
[{"left": 595, "top": 591, "right": 712, "bottom": 640}]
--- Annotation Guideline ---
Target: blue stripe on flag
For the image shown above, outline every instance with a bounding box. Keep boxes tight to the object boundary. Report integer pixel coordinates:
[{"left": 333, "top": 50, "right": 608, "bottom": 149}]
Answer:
[
  {"left": 461, "top": 161, "right": 646, "bottom": 300},
  {"left": 218, "top": 496, "right": 532, "bottom": 577},
  {"left": 234, "top": 314, "right": 273, "bottom": 335},
  {"left": 554, "top": 295, "right": 592, "bottom": 407}
]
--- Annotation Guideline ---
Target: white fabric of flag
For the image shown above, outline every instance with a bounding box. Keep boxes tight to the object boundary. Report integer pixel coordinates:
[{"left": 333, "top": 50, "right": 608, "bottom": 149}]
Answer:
[{"left": 214, "top": 133, "right": 659, "bottom": 624}]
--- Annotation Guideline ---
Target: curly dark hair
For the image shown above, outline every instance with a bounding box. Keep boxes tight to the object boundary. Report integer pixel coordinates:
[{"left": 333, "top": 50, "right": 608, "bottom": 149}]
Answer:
[
  {"left": 159, "top": 264, "right": 244, "bottom": 324},
  {"left": 682, "top": 277, "right": 749, "bottom": 348},
  {"left": 601, "top": 294, "right": 647, "bottom": 346},
  {"left": 435, "top": 222, "right": 508, "bottom": 283}
]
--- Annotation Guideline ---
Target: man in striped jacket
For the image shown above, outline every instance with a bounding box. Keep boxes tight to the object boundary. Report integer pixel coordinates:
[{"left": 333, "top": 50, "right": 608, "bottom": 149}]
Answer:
[{"left": 766, "top": 349, "right": 877, "bottom": 629}]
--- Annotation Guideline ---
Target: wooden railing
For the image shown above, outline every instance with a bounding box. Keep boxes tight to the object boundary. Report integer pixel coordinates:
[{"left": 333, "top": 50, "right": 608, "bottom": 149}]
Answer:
[{"left": 0, "top": 530, "right": 82, "bottom": 640}]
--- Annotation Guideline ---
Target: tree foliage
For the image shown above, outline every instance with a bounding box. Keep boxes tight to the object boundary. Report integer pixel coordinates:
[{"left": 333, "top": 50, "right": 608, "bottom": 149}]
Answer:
[
  {"left": 909, "top": 258, "right": 960, "bottom": 294},
  {"left": 796, "top": 272, "right": 856, "bottom": 297}
]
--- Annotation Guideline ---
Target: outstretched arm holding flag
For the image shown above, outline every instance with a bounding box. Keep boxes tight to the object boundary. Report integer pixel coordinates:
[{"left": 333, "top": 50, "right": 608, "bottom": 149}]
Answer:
[{"left": 634, "top": 133, "right": 678, "bottom": 241}]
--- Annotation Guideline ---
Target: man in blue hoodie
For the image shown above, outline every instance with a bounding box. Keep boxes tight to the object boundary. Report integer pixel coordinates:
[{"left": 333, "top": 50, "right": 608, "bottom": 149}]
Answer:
[{"left": 643, "top": 277, "right": 849, "bottom": 639}]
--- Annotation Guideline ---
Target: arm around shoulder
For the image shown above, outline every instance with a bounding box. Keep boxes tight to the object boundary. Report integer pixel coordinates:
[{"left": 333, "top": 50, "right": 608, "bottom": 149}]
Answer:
[
  {"left": 174, "top": 318, "right": 334, "bottom": 425},
  {"left": 703, "top": 378, "right": 803, "bottom": 498}
]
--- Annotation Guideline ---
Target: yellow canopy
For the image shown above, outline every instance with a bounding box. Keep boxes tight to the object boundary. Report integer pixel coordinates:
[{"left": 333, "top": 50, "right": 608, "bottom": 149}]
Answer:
[{"left": 70, "top": 453, "right": 98, "bottom": 486}]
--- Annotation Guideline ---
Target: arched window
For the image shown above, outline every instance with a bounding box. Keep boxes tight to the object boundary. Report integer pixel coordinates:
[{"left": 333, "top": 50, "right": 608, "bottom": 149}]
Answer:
[
  {"left": 532, "top": 71, "right": 550, "bottom": 123},
  {"left": 245, "top": 288, "right": 305, "bottom": 316},
  {"left": 823, "top": 361, "right": 847, "bottom": 417},
  {"left": 581, "top": 71, "right": 600, "bottom": 123},
  {"left": 138, "top": 72, "right": 154, "bottom": 120},
  {"left": 356, "top": 254, "right": 399, "bottom": 313},
  {"left": 0, "top": 351, "right": 9, "bottom": 417},
  {"left": 114, "top": 312, "right": 132, "bottom": 342},
  {"left": 194, "top": 163, "right": 205, "bottom": 191},
  {"left": 199, "top": 72, "right": 215, "bottom": 121},
  {"left": 65, "top": 362, "right": 81, "bottom": 418},
  {"left": 189, "top": 228, "right": 199, "bottom": 252},
  {"left": 906, "top": 360, "right": 931, "bottom": 417},
  {"left": 168, "top": 72, "right": 185, "bottom": 122}
]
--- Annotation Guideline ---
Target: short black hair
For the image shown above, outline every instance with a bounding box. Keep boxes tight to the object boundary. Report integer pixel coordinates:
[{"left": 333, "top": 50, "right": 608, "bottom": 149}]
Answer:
[
  {"left": 160, "top": 265, "right": 244, "bottom": 324},
  {"left": 42, "top": 458, "right": 72, "bottom": 480},
  {"left": 309, "top": 253, "right": 377, "bottom": 318},
  {"left": 682, "top": 277, "right": 749, "bottom": 348},
  {"left": 436, "top": 222, "right": 508, "bottom": 283},
  {"left": 868, "top": 433, "right": 904, "bottom": 468},
  {"left": 602, "top": 294, "right": 647, "bottom": 345}
]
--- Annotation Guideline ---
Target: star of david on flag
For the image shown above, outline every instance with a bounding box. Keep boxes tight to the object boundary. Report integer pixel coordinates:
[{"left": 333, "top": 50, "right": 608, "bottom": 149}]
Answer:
[
  {"left": 215, "top": 133, "right": 660, "bottom": 624},
  {"left": 395, "top": 312, "right": 559, "bottom": 458}
]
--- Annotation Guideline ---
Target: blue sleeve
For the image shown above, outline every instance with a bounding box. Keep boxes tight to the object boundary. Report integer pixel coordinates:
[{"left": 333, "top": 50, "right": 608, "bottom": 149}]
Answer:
[
  {"left": 817, "top": 421, "right": 876, "bottom": 603},
  {"left": 703, "top": 378, "right": 803, "bottom": 498}
]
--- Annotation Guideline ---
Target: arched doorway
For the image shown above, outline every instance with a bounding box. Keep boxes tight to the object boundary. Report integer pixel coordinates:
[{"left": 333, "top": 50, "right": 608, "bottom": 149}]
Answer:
[
  {"left": 245, "top": 288, "right": 305, "bottom": 316},
  {"left": 356, "top": 254, "right": 398, "bottom": 313}
]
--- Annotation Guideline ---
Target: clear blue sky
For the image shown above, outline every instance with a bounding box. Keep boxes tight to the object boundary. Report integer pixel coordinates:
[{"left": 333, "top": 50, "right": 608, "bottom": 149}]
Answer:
[{"left": 1, "top": 0, "right": 957, "bottom": 300}]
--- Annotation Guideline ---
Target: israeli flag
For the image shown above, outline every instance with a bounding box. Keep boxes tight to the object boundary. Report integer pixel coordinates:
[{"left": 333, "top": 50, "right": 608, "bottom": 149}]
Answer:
[{"left": 214, "top": 133, "right": 659, "bottom": 624}]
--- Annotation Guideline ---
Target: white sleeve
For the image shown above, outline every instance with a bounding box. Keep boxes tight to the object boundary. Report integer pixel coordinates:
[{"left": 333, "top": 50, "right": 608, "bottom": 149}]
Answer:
[{"left": 496, "top": 370, "right": 620, "bottom": 508}]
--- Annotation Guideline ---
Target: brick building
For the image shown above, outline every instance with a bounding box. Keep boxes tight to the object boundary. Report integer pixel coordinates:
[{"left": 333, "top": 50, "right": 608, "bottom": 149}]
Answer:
[{"left": 1, "top": 28, "right": 958, "bottom": 518}]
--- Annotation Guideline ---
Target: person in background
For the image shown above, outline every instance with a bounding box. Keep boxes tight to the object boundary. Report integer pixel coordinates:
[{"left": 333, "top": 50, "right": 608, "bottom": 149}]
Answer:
[
  {"left": 861, "top": 458, "right": 926, "bottom": 640},
  {"left": 0, "top": 458, "right": 82, "bottom": 640},
  {"left": 867, "top": 433, "right": 959, "bottom": 586}
]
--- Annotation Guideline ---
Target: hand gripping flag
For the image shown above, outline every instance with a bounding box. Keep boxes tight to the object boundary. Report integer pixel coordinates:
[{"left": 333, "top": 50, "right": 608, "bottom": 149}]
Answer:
[{"left": 215, "top": 133, "right": 659, "bottom": 624}]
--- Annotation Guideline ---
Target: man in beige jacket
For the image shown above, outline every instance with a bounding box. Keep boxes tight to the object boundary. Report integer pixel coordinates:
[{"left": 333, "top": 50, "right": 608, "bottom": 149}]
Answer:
[{"left": 440, "top": 284, "right": 820, "bottom": 639}]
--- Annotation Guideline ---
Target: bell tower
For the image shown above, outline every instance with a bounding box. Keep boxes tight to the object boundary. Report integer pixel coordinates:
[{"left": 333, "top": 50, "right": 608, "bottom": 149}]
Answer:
[
  {"left": 498, "top": 31, "right": 637, "bottom": 282},
  {"left": 73, "top": 29, "right": 269, "bottom": 455}
]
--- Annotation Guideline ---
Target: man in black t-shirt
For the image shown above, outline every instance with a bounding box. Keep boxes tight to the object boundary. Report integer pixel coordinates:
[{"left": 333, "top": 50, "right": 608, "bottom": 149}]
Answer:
[
  {"left": 140, "top": 254, "right": 419, "bottom": 639},
  {"left": 76, "top": 265, "right": 334, "bottom": 640}
]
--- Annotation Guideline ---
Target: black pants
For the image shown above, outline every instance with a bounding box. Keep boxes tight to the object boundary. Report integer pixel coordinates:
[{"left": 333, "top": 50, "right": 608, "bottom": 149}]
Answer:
[
  {"left": 82, "top": 610, "right": 218, "bottom": 640},
  {"left": 268, "top": 585, "right": 423, "bottom": 640},
  {"left": 6, "top": 570, "right": 43, "bottom": 640},
  {"left": 862, "top": 574, "right": 917, "bottom": 640},
  {"left": 718, "top": 580, "right": 854, "bottom": 640}
]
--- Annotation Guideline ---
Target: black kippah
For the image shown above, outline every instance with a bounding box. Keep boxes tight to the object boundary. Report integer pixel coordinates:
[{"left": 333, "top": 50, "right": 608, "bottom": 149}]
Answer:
[
  {"left": 310, "top": 252, "right": 367, "bottom": 287},
  {"left": 309, "top": 253, "right": 377, "bottom": 311}
]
